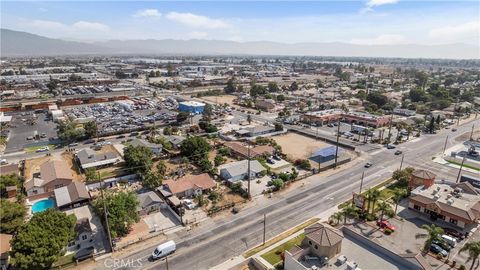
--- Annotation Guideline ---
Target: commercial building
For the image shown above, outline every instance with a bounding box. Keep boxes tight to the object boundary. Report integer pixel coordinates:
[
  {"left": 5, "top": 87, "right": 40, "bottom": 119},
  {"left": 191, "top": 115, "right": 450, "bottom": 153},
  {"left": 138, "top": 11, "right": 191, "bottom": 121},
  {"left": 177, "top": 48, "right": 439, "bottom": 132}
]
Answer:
[
  {"left": 408, "top": 169, "right": 436, "bottom": 190},
  {"left": 302, "top": 109, "right": 390, "bottom": 128},
  {"left": 393, "top": 107, "right": 416, "bottom": 116},
  {"left": 309, "top": 146, "right": 340, "bottom": 164},
  {"left": 178, "top": 101, "right": 205, "bottom": 114},
  {"left": 409, "top": 181, "right": 480, "bottom": 229},
  {"left": 236, "top": 126, "right": 276, "bottom": 137}
]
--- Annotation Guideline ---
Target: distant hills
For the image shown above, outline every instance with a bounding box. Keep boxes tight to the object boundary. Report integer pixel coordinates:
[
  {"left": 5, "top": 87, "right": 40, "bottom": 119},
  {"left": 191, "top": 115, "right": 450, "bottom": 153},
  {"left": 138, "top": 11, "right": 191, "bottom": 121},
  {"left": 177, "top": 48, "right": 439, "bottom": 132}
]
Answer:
[{"left": 1, "top": 28, "right": 479, "bottom": 59}]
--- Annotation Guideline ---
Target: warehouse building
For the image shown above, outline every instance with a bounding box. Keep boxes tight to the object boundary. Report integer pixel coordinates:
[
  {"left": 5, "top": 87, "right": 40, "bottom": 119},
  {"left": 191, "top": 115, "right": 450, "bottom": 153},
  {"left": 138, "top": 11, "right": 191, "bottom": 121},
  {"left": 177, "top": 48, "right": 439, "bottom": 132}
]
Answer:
[{"left": 178, "top": 101, "right": 205, "bottom": 114}]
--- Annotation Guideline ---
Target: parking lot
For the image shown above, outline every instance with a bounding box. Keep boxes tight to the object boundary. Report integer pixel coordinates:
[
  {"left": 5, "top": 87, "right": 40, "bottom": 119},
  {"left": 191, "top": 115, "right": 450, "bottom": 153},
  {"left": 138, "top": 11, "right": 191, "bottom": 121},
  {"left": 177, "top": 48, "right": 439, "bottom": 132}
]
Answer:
[
  {"left": 4, "top": 111, "right": 58, "bottom": 153},
  {"left": 63, "top": 97, "right": 177, "bottom": 136}
]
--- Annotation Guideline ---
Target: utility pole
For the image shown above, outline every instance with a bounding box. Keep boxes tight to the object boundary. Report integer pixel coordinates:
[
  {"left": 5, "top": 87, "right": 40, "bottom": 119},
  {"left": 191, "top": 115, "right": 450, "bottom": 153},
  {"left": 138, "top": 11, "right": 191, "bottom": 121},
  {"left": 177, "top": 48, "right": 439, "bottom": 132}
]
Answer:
[
  {"left": 359, "top": 171, "right": 365, "bottom": 194},
  {"left": 247, "top": 141, "right": 251, "bottom": 198},
  {"left": 443, "top": 135, "right": 449, "bottom": 154},
  {"left": 263, "top": 213, "right": 266, "bottom": 245},
  {"left": 470, "top": 124, "right": 475, "bottom": 140},
  {"left": 334, "top": 118, "right": 341, "bottom": 168},
  {"left": 456, "top": 156, "right": 466, "bottom": 183},
  {"left": 100, "top": 186, "right": 113, "bottom": 253},
  {"left": 165, "top": 255, "right": 169, "bottom": 270},
  {"left": 399, "top": 154, "right": 405, "bottom": 170}
]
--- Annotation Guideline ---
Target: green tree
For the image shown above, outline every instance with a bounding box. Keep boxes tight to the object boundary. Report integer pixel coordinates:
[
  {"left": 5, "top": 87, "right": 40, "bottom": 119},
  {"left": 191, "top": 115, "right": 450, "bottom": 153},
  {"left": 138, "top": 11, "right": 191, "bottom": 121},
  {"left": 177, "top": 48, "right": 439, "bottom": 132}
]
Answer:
[
  {"left": 0, "top": 174, "right": 21, "bottom": 198},
  {"left": 224, "top": 77, "right": 236, "bottom": 93},
  {"left": 198, "top": 158, "right": 213, "bottom": 173},
  {"left": 176, "top": 111, "right": 189, "bottom": 123},
  {"left": 341, "top": 204, "right": 359, "bottom": 224},
  {"left": 331, "top": 212, "right": 344, "bottom": 225},
  {"left": 375, "top": 201, "right": 392, "bottom": 221},
  {"left": 299, "top": 160, "right": 311, "bottom": 170},
  {"left": 392, "top": 167, "right": 414, "bottom": 187},
  {"left": 123, "top": 145, "right": 153, "bottom": 177},
  {"left": 156, "top": 160, "right": 167, "bottom": 176},
  {"left": 409, "top": 88, "right": 429, "bottom": 102},
  {"left": 272, "top": 179, "right": 284, "bottom": 190},
  {"left": 180, "top": 136, "right": 211, "bottom": 162},
  {"left": 459, "top": 241, "right": 480, "bottom": 270},
  {"left": 202, "top": 104, "right": 214, "bottom": 122},
  {"left": 92, "top": 191, "right": 139, "bottom": 238},
  {"left": 143, "top": 171, "right": 162, "bottom": 190},
  {"left": 367, "top": 92, "right": 388, "bottom": 108},
  {"left": 0, "top": 199, "right": 27, "bottom": 233},
  {"left": 84, "top": 121, "right": 97, "bottom": 139},
  {"left": 274, "top": 123, "right": 283, "bottom": 131},
  {"left": 365, "top": 189, "right": 381, "bottom": 214},
  {"left": 214, "top": 155, "right": 225, "bottom": 166},
  {"left": 58, "top": 122, "right": 84, "bottom": 142},
  {"left": 247, "top": 114, "right": 252, "bottom": 124},
  {"left": 84, "top": 167, "right": 100, "bottom": 182},
  {"left": 391, "top": 188, "right": 407, "bottom": 215},
  {"left": 416, "top": 224, "right": 444, "bottom": 252},
  {"left": 289, "top": 81, "right": 298, "bottom": 91},
  {"left": 428, "top": 117, "right": 435, "bottom": 133},
  {"left": 11, "top": 209, "right": 76, "bottom": 270},
  {"left": 268, "top": 82, "right": 280, "bottom": 92}
]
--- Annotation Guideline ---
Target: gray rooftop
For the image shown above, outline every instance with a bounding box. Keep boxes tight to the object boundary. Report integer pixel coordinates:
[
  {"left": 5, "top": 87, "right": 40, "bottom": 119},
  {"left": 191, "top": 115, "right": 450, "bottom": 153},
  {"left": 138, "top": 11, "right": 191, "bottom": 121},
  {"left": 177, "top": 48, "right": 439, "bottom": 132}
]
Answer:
[{"left": 218, "top": 160, "right": 265, "bottom": 177}]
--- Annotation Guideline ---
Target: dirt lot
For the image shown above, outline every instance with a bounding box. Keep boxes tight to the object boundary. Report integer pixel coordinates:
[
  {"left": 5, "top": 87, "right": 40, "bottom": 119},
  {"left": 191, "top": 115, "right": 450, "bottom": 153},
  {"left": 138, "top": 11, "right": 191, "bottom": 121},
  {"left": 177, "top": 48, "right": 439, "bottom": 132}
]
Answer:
[
  {"left": 200, "top": 95, "right": 237, "bottom": 105},
  {"left": 24, "top": 156, "right": 52, "bottom": 179},
  {"left": 61, "top": 152, "right": 84, "bottom": 181},
  {"left": 273, "top": 133, "right": 331, "bottom": 160},
  {"left": 455, "top": 130, "right": 480, "bottom": 142}
]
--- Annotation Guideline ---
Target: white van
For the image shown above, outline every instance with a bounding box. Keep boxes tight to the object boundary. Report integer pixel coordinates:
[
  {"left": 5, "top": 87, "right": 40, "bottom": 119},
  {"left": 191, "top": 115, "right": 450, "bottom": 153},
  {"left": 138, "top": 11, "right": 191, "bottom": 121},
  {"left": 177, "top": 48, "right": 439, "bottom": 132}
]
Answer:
[
  {"left": 151, "top": 240, "right": 176, "bottom": 260},
  {"left": 441, "top": 234, "right": 457, "bottom": 247}
]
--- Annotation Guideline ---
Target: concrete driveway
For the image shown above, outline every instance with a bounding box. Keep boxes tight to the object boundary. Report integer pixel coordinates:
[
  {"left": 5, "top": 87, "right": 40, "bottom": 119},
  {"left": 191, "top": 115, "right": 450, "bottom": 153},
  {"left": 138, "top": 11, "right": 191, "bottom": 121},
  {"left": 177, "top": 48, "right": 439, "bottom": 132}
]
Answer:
[{"left": 142, "top": 208, "right": 182, "bottom": 234}]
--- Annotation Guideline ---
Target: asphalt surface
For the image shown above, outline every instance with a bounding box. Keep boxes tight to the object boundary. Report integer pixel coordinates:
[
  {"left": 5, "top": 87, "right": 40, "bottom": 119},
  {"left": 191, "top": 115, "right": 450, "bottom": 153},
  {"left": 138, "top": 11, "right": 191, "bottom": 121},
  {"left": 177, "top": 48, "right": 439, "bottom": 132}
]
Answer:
[{"left": 90, "top": 118, "right": 478, "bottom": 270}]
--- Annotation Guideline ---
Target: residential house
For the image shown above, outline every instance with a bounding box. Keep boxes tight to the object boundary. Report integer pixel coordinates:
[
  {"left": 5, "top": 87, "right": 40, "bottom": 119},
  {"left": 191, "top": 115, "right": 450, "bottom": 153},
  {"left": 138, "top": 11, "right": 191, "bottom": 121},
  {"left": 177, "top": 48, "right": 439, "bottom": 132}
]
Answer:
[
  {"left": 54, "top": 182, "right": 90, "bottom": 210},
  {"left": 136, "top": 191, "right": 164, "bottom": 215},
  {"left": 409, "top": 182, "right": 480, "bottom": 229},
  {"left": 255, "top": 99, "right": 276, "bottom": 112},
  {"left": 159, "top": 173, "right": 216, "bottom": 198},
  {"left": 67, "top": 218, "right": 93, "bottom": 253},
  {"left": 223, "top": 141, "right": 275, "bottom": 159},
  {"left": 76, "top": 148, "right": 121, "bottom": 171},
  {"left": 0, "top": 234, "right": 12, "bottom": 269},
  {"left": 163, "top": 135, "right": 186, "bottom": 149},
  {"left": 218, "top": 160, "right": 265, "bottom": 183},
  {"left": 129, "top": 138, "right": 163, "bottom": 155},
  {"left": 24, "top": 160, "right": 73, "bottom": 196},
  {"left": 0, "top": 163, "right": 20, "bottom": 176}
]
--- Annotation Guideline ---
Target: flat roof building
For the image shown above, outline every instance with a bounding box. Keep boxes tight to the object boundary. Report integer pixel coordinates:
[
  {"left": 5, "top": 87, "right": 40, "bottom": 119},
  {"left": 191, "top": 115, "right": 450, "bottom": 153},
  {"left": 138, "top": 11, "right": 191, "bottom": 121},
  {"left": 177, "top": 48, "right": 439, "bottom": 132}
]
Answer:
[{"left": 178, "top": 101, "right": 205, "bottom": 114}]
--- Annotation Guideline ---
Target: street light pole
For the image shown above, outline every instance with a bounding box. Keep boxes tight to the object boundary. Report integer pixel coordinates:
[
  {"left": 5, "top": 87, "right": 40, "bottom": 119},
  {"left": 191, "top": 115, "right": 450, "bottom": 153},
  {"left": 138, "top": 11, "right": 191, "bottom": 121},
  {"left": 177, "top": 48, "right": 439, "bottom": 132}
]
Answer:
[
  {"left": 334, "top": 118, "right": 341, "bottom": 168},
  {"left": 399, "top": 154, "right": 405, "bottom": 170},
  {"left": 456, "top": 156, "right": 466, "bottom": 183},
  {"left": 359, "top": 171, "right": 365, "bottom": 194},
  {"left": 247, "top": 141, "right": 251, "bottom": 199},
  {"left": 263, "top": 213, "right": 266, "bottom": 245},
  {"left": 470, "top": 124, "right": 475, "bottom": 140},
  {"left": 443, "top": 135, "right": 449, "bottom": 154}
]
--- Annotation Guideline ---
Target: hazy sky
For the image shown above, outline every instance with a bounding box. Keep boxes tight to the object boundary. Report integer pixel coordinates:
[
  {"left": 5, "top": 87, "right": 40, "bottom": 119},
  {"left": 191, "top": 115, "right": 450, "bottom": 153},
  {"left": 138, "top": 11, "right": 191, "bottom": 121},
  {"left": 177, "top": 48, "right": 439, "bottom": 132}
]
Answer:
[{"left": 2, "top": 1, "right": 479, "bottom": 46}]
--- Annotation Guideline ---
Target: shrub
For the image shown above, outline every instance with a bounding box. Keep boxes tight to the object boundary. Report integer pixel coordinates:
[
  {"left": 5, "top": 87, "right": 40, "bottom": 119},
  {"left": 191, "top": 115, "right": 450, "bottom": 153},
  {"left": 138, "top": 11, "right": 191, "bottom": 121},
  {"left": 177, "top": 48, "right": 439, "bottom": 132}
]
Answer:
[
  {"left": 459, "top": 265, "right": 466, "bottom": 270},
  {"left": 384, "top": 228, "right": 393, "bottom": 235},
  {"left": 436, "top": 253, "right": 443, "bottom": 260}
]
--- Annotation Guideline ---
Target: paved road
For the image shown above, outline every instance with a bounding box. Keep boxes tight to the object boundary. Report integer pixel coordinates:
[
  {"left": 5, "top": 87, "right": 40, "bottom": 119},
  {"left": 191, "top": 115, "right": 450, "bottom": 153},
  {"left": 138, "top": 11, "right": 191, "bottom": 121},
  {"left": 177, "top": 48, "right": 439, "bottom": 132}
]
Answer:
[{"left": 90, "top": 119, "right": 478, "bottom": 270}]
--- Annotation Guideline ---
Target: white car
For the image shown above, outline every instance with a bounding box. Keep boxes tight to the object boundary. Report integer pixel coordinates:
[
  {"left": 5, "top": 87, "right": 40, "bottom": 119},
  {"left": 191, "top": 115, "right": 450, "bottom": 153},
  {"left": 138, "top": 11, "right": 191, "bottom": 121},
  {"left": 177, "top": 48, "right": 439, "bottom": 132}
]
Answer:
[
  {"left": 36, "top": 146, "right": 49, "bottom": 153},
  {"left": 183, "top": 199, "right": 197, "bottom": 210}
]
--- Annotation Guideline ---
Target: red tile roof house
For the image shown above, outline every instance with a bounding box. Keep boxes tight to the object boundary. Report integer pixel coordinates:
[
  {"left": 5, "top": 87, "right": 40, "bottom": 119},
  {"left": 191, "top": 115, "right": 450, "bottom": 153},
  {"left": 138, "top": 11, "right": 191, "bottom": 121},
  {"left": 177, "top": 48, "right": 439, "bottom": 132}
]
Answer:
[{"left": 158, "top": 173, "right": 216, "bottom": 199}]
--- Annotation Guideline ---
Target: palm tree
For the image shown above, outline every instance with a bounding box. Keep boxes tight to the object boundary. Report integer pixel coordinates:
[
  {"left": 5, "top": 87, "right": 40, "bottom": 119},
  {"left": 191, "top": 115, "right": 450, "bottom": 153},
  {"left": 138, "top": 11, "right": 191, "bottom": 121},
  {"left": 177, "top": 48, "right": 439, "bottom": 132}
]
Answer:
[
  {"left": 376, "top": 201, "right": 392, "bottom": 221},
  {"left": 391, "top": 188, "right": 407, "bottom": 215},
  {"left": 365, "top": 189, "right": 381, "bottom": 215},
  {"left": 416, "top": 224, "right": 444, "bottom": 252},
  {"left": 331, "top": 212, "right": 344, "bottom": 225},
  {"left": 341, "top": 205, "right": 359, "bottom": 224},
  {"left": 460, "top": 241, "right": 480, "bottom": 270},
  {"left": 406, "top": 125, "right": 413, "bottom": 140}
]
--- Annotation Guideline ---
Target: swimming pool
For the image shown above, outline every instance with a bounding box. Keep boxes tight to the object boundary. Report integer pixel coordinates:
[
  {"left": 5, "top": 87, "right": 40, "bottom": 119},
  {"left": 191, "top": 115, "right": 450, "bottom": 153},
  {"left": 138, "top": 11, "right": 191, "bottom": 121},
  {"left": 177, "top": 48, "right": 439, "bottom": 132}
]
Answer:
[{"left": 31, "top": 198, "right": 55, "bottom": 213}]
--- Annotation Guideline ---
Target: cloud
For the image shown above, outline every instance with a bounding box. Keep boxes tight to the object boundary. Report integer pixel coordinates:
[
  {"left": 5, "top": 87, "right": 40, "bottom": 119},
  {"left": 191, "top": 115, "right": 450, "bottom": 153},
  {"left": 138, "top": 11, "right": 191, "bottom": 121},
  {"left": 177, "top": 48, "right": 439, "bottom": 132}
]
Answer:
[
  {"left": 38, "top": 7, "right": 47, "bottom": 12},
  {"left": 366, "top": 0, "right": 399, "bottom": 8},
  {"left": 166, "top": 12, "right": 230, "bottom": 29},
  {"left": 189, "top": 31, "right": 208, "bottom": 39},
  {"left": 350, "top": 34, "right": 407, "bottom": 45},
  {"left": 428, "top": 21, "right": 480, "bottom": 43},
  {"left": 133, "top": 9, "right": 161, "bottom": 18},
  {"left": 72, "top": 21, "right": 109, "bottom": 31},
  {"left": 361, "top": 0, "right": 398, "bottom": 13}
]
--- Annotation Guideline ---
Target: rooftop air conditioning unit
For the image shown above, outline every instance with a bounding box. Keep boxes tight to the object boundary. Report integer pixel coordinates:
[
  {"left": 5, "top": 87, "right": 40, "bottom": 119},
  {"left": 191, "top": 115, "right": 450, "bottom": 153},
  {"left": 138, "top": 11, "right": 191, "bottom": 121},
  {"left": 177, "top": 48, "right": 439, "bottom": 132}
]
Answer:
[
  {"left": 434, "top": 194, "right": 441, "bottom": 200},
  {"left": 447, "top": 198, "right": 454, "bottom": 205}
]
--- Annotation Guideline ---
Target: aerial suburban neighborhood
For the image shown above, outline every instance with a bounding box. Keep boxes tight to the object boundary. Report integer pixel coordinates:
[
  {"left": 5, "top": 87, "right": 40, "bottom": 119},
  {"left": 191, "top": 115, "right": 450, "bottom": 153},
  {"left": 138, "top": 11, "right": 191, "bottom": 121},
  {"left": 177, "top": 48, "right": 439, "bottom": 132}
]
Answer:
[{"left": 0, "top": 1, "right": 479, "bottom": 270}]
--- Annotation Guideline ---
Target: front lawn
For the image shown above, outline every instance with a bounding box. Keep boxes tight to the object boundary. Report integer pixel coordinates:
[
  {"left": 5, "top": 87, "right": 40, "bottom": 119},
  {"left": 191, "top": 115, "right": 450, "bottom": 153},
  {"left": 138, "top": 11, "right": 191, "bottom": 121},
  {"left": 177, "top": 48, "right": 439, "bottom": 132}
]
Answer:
[{"left": 261, "top": 234, "right": 305, "bottom": 266}]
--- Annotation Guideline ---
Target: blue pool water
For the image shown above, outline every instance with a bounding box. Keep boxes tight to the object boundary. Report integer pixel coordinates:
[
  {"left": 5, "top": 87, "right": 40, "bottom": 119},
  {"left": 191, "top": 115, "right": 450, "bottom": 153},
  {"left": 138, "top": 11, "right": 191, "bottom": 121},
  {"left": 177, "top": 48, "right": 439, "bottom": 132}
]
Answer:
[{"left": 31, "top": 198, "right": 55, "bottom": 213}]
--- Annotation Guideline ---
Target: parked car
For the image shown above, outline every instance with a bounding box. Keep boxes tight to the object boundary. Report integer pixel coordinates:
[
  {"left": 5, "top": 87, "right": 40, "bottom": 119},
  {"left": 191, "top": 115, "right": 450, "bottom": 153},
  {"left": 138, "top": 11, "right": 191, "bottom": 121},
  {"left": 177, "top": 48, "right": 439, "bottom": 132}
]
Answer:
[
  {"left": 442, "top": 227, "right": 465, "bottom": 240},
  {"left": 151, "top": 240, "right": 176, "bottom": 260},
  {"left": 116, "top": 135, "right": 126, "bottom": 139},
  {"left": 386, "top": 144, "right": 396, "bottom": 149},
  {"left": 376, "top": 220, "right": 396, "bottom": 231},
  {"left": 183, "top": 199, "right": 196, "bottom": 210},
  {"left": 26, "top": 136, "right": 34, "bottom": 140},
  {"left": 232, "top": 207, "right": 239, "bottom": 214},
  {"left": 452, "top": 128, "right": 457, "bottom": 132},
  {"left": 430, "top": 243, "right": 448, "bottom": 257},
  {"left": 0, "top": 159, "right": 7, "bottom": 165},
  {"left": 36, "top": 146, "right": 49, "bottom": 153},
  {"left": 394, "top": 150, "right": 402, "bottom": 155},
  {"left": 68, "top": 143, "right": 79, "bottom": 147},
  {"left": 432, "top": 240, "right": 451, "bottom": 252},
  {"left": 364, "top": 162, "right": 373, "bottom": 168},
  {"left": 327, "top": 123, "right": 334, "bottom": 127},
  {"left": 441, "top": 234, "right": 458, "bottom": 247}
]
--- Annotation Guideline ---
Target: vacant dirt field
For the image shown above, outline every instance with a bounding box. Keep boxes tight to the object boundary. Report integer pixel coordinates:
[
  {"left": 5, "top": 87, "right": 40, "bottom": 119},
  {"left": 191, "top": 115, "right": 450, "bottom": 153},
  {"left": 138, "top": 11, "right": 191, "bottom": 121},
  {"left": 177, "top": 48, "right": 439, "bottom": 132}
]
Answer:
[
  {"left": 273, "top": 133, "right": 332, "bottom": 160},
  {"left": 61, "top": 152, "right": 84, "bottom": 181},
  {"left": 24, "top": 156, "right": 52, "bottom": 179},
  {"left": 200, "top": 95, "right": 237, "bottom": 105}
]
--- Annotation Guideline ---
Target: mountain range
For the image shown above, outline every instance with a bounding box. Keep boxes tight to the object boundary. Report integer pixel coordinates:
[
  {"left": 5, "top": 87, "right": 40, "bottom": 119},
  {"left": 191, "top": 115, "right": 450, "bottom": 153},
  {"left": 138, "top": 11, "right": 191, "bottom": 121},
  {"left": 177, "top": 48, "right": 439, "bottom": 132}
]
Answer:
[{"left": 1, "top": 28, "right": 479, "bottom": 59}]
